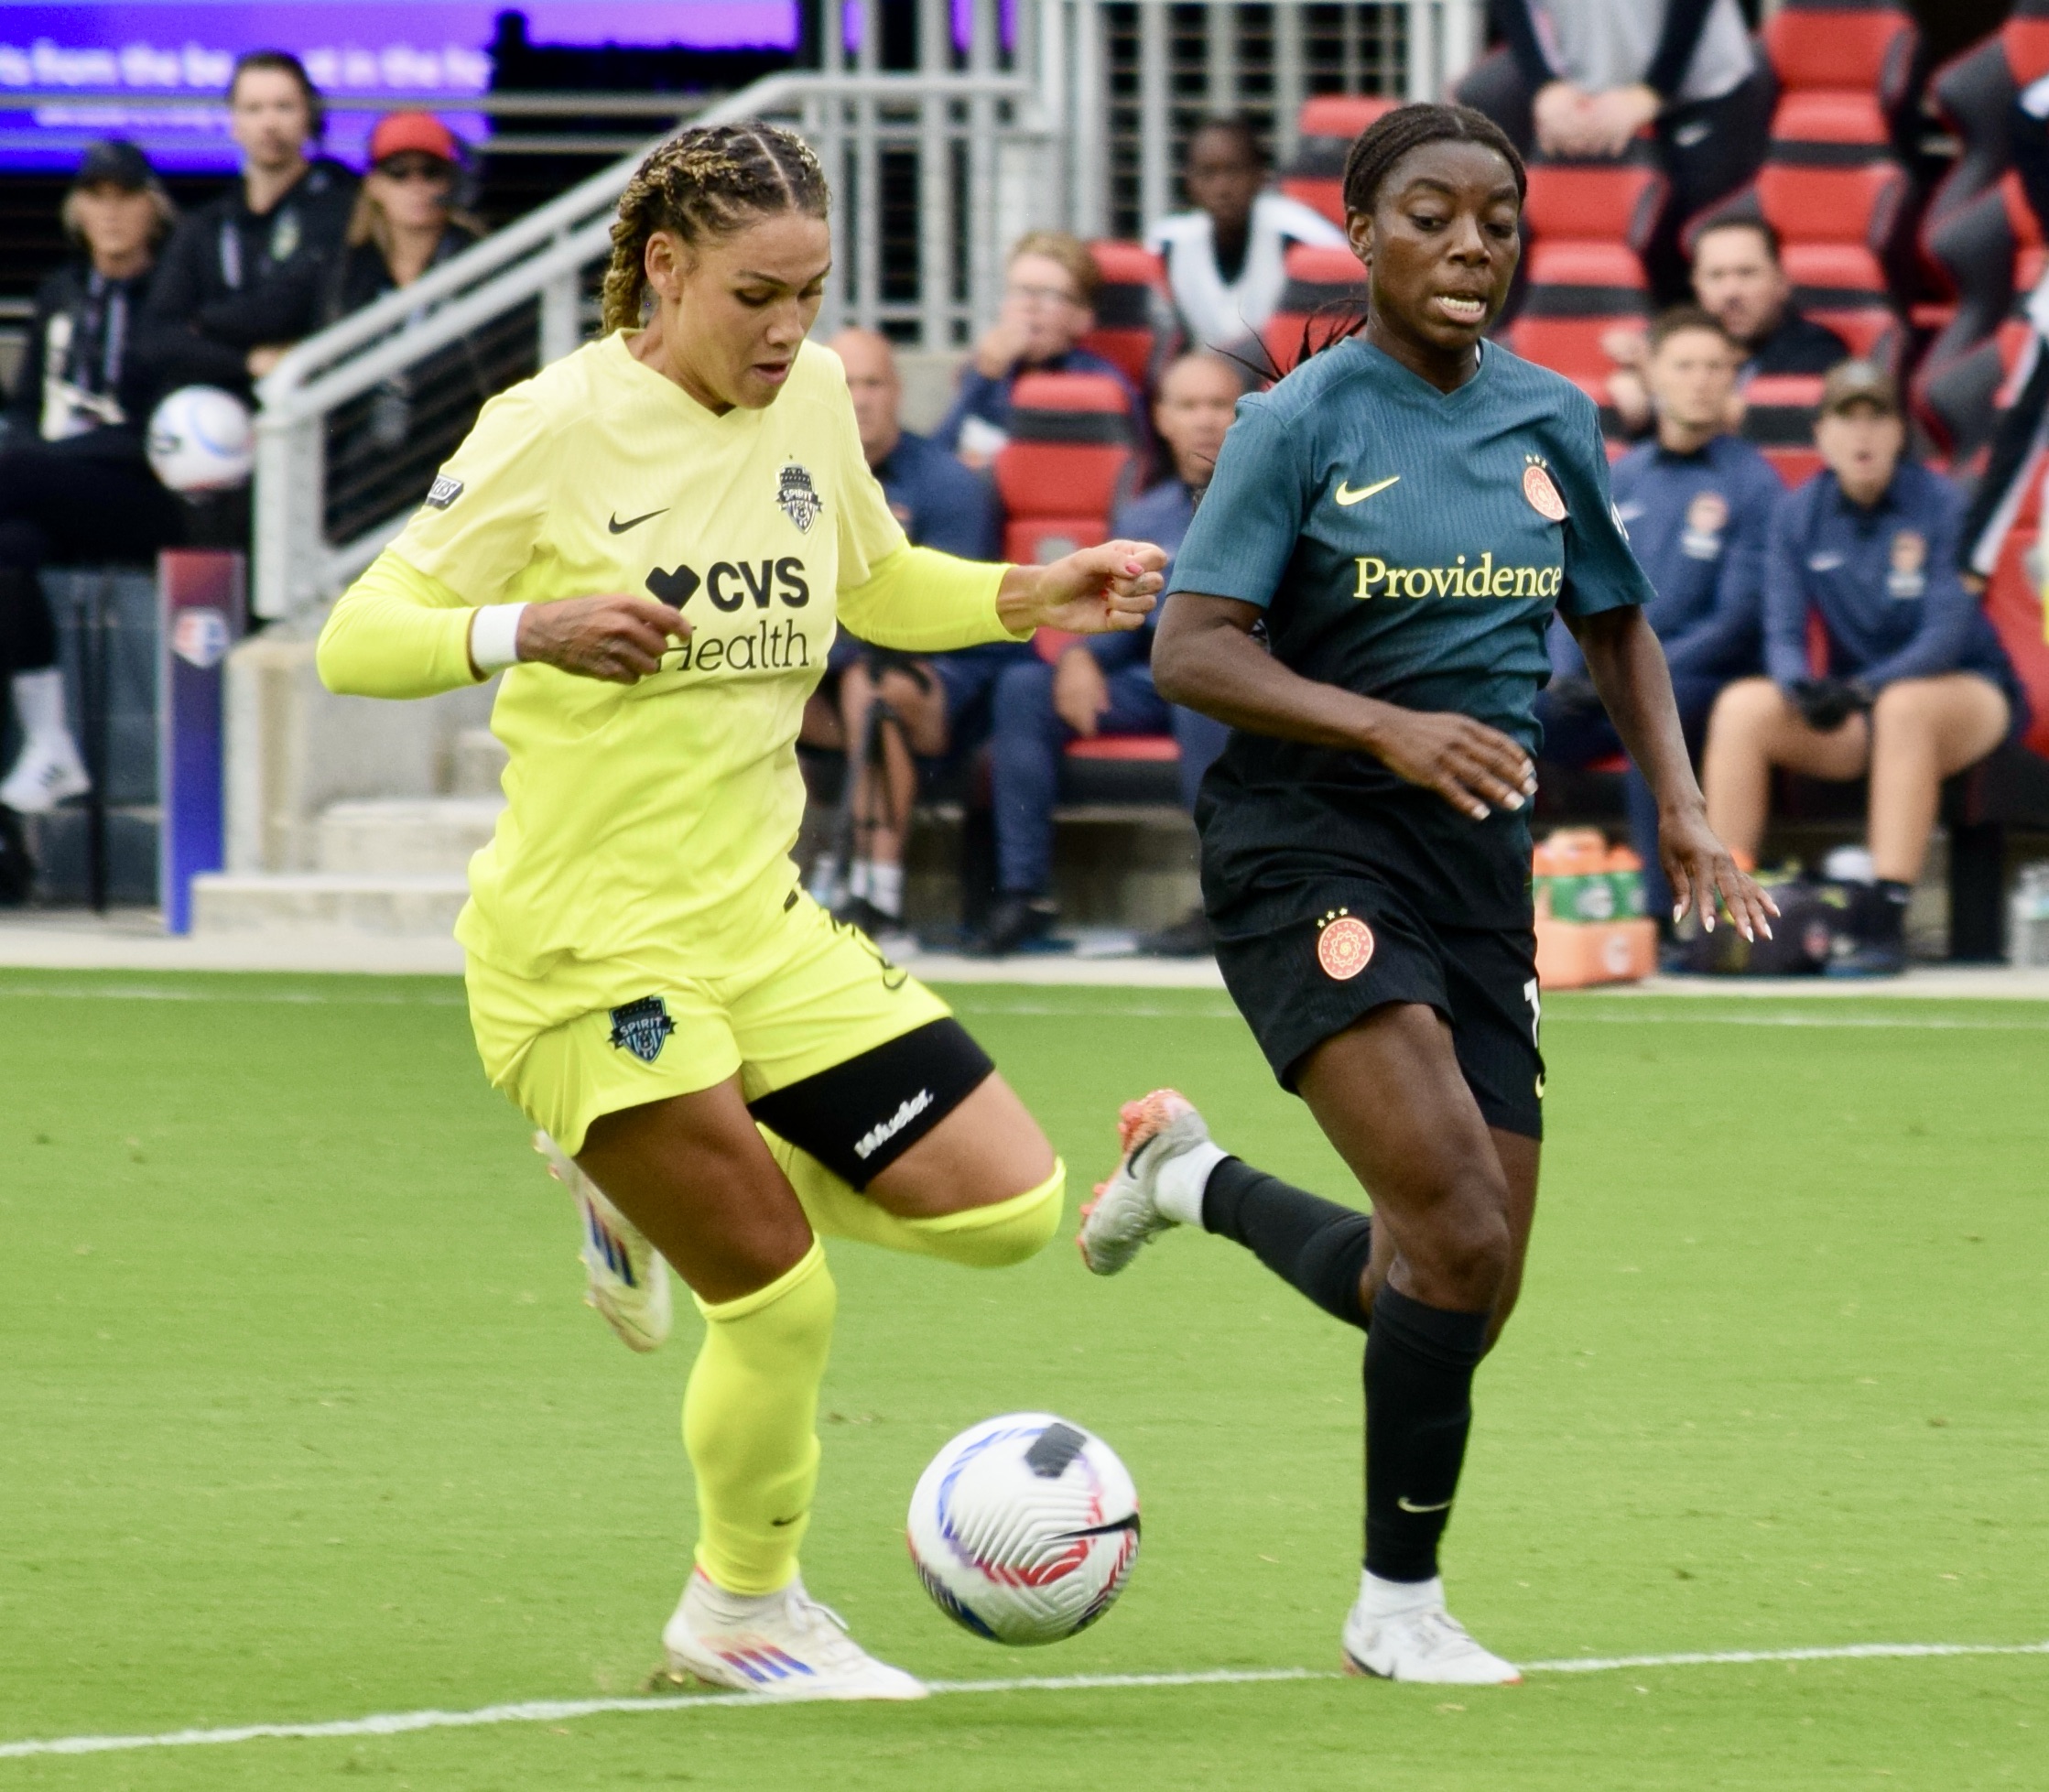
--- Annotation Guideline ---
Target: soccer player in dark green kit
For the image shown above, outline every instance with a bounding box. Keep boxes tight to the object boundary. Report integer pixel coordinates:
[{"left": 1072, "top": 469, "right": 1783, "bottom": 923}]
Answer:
[{"left": 1078, "top": 103, "right": 1778, "bottom": 1683}]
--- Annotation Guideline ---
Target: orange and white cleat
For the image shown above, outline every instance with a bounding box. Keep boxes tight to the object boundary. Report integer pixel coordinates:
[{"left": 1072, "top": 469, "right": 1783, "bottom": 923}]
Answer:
[
  {"left": 1076, "top": 1088, "right": 1219, "bottom": 1276},
  {"left": 534, "top": 1130, "right": 672, "bottom": 1352}
]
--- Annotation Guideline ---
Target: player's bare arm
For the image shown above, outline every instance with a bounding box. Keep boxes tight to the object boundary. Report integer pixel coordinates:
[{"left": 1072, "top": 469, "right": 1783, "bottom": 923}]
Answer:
[
  {"left": 1565, "top": 603, "right": 1778, "bottom": 940},
  {"left": 1154, "top": 590, "right": 1537, "bottom": 821}
]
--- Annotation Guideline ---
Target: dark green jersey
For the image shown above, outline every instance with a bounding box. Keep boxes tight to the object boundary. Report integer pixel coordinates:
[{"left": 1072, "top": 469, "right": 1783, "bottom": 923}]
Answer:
[{"left": 1169, "top": 338, "right": 1653, "bottom": 929}]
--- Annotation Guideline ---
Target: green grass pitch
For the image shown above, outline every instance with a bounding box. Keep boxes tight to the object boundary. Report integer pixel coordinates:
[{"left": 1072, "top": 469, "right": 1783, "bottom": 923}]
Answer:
[{"left": 1, "top": 969, "right": 2044, "bottom": 1789}]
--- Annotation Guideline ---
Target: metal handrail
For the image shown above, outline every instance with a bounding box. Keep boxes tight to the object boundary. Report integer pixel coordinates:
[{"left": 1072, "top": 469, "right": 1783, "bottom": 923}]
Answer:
[{"left": 250, "top": 67, "right": 1041, "bottom": 618}]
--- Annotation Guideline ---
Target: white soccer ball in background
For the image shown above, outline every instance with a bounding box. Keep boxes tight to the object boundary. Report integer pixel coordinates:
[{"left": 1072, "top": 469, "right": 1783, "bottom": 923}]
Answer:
[
  {"left": 906, "top": 1412, "right": 1140, "bottom": 1646},
  {"left": 146, "top": 386, "right": 255, "bottom": 494}
]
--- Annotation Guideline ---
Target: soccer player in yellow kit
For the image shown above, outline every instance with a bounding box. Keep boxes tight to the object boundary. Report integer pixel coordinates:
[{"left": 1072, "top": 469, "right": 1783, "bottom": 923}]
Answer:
[{"left": 317, "top": 123, "right": 1165, "bottom": 1700}]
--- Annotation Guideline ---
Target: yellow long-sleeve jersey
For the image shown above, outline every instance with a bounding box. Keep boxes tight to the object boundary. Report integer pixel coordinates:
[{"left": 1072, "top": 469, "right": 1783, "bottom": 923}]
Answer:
[{"left": 319, "top": 332, "right": 1015, "bottom": 1012}]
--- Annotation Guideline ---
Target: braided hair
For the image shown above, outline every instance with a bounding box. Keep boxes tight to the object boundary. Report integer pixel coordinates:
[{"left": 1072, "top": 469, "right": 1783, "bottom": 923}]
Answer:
[
  {"left": 1339, "top": 100, "right": 1525, "bottom": 220},
  {"left": 600, "top": 122, "right": 829, "bottom": 334}
]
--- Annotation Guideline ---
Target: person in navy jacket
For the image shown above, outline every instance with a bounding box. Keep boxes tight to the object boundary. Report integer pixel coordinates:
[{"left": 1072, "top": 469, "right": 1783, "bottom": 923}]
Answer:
[
  {"left": 970, "top": 352, "right": 1239, "bottom": 957},
  {"left": 935, "top": 232, "right": 1144, "bottom": 467},
  {"left": 1539, "top": 307, "right": 1775, "bottom": 922},
  {"left": 1703, "top": 362, "right": 2027, "bottom": 974}
]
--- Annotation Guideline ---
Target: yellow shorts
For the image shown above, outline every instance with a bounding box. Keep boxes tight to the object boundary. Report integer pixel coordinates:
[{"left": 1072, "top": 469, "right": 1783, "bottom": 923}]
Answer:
[{"left": 467, "top": 894, "right": 952, "bottom": 1156}]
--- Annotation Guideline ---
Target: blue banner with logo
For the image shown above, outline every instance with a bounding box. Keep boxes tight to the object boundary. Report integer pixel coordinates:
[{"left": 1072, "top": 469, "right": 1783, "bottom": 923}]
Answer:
[{"left": 158, "top": 548, "right": 243, "bottom": 933}]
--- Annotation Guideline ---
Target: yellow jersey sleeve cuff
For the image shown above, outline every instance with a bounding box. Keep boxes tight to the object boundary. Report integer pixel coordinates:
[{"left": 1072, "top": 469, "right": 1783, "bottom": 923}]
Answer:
[
  {"left": 317, "top": 551, "right": 488, "bottom": 699},
  {"left": 834, "top": 546, "right": 1019, "bottom": 653}
]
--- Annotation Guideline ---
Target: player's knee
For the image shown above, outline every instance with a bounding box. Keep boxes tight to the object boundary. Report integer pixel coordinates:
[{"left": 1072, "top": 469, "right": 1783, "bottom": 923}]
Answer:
[
  {"left": 904, "top": 1160, "right": 1066, "bottom": 1268},
  {"left": 1409, "top": 1183, "right": 1512, "bottom": 1309}
]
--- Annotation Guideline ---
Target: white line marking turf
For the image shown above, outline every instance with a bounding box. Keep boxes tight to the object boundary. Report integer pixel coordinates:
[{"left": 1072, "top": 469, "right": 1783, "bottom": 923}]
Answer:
[{"left": 3, "top": 1642, "right": 2043, "bottom": 1760}]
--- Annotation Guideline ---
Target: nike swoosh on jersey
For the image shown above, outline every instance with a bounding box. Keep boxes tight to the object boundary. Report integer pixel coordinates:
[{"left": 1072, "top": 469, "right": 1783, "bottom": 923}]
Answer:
[
  {"left": 1334, "top": 475, "right": 1401, "bottom": 506},
  {"left": 609, "top": 507, "right": 669, "bottom": 534},
  {"left": 1395, "top": 1495, "right": 1454, "bottom": 1514}
]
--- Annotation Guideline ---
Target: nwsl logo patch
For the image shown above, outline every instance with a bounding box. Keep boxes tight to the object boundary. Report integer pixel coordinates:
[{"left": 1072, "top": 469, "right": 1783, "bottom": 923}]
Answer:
[
  {"left": 608, "top": 996, "right": 675, "bottom": 1063},
  {"left": 776, "top": 462, "right": 823, "bottom": 534}
]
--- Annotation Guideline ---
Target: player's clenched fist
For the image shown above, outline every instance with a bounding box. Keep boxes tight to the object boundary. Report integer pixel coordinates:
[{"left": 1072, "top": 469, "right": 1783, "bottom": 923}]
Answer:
[
  {"left": 515, "top": 594, "right": 690, "bottom": 684},
  {"left": 997, "top": 538, "right": 1167, "bottom": 637}
]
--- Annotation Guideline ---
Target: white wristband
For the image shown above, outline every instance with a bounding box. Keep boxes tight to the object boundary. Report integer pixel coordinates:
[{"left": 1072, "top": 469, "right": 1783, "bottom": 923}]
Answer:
[{"left": 468, "top": 603, "right": 527, "bottom": 675}]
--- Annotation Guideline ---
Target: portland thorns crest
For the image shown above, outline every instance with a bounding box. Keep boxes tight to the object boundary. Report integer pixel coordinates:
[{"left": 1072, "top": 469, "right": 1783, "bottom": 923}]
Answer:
[
  {"left": 1316, "top": 908, "right": 1374, "bottom": 981},
  {"left": 608, "top": 996, "right": 676, "bottom": 1062},
  {"left": 777, "top": 462, "right": 823, "bottom": 533}
]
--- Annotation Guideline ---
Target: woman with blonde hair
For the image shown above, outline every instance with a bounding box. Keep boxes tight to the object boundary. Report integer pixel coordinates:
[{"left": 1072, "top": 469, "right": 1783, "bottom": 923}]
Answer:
[{"left": 318, "top": 122, "right": 1165, "bottom": 1699}]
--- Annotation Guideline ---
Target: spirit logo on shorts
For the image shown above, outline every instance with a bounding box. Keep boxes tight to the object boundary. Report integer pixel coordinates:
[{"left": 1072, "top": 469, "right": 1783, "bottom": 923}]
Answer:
[
  {"left": 608, "top": 996, "right": 676, "bottom": 1063},
  {"left": 777, "top": 462, "right": 823, "bottom": 534},
  {"left": 1315, "top": 908, "right": 1375, "bottom": 982}
]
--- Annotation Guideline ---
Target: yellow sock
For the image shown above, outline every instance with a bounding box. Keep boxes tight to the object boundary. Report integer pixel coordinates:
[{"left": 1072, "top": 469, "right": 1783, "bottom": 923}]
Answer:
[
  {"left": 764, "top": 1129, "right": 1066, "bottom": 1268},
  {"left": 681, "top": 1240, "right": 835, "bottom": 1596}
]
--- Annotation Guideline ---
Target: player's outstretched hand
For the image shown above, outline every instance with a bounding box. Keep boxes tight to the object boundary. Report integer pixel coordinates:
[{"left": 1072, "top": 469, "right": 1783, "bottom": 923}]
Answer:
[
  {"left": 516, "top": 594, "right": 689, "bottom": 684},
  {"left": 999, "top": 539, "right": 1166, "bottom": 637},
  {"left": 1367, "top": 708, "right": 1537, "bottom": 823},
  {"left": 1659, "top": 802, "right": 1779, "bottom": 942}
]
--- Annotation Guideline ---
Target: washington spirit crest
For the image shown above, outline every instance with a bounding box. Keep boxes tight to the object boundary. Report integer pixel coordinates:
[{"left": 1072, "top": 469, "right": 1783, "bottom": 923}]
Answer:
[
  {"left": 776, "top": 462, "right": 823, "bottom": 533},
  {"left": 608, "top": 996, "right": 675, "bottom": 1063}
]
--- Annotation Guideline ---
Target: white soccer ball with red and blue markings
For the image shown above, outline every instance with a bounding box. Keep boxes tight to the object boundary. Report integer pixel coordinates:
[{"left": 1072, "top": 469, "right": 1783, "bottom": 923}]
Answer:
[{"left": 906, "top": 1412, "right": 1140, "bottom": 1646}]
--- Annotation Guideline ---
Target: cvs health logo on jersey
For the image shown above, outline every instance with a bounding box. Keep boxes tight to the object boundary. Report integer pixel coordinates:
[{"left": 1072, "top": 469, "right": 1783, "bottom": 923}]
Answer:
[{"left": 643, "top": 557, "right": 817, "bottom": 676}]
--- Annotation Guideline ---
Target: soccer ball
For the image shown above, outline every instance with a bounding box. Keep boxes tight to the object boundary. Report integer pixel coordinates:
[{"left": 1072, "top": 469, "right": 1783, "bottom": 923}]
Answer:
[
  {"left": 906, "top": 1412, "right": 1140, "bottom": 1646},
  {"left": 146, "top": 387, "right": 255, "bottom": 494}
]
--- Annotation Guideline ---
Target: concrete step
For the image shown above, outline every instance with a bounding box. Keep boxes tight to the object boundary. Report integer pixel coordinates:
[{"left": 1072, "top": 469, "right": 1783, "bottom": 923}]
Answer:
[
  {"left": 191, "top": 872, "right": 471, "bottom": 936},
  {"left": 451, "top": 727, "right": 510, "bottom": 797},
  {"left": 316, "top": 797, "right": 504, "bottom": 874}
]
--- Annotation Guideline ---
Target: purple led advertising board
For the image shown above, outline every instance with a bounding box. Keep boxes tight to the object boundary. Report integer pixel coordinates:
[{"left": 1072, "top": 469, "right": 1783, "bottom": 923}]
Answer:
[{"left": 0, "top": 4, "right": 797, "bottom": 172}]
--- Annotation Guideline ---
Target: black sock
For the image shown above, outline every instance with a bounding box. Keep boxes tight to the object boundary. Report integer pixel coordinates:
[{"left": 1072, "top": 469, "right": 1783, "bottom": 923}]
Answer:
[
  {"left": 1362, "top": 1287, "right": 1491, "bottom": 1583},
  {"left": 1873, "top": 879, "right": 1911, "bottom": 942},
  {"left": 1200, "top": 1156, "right": 1375, "bottom": 1330}
]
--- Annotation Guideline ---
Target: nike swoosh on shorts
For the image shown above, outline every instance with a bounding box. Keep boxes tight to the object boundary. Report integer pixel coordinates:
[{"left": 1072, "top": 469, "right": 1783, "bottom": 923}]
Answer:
[
  {"left": 1335, "top": 475, "right": 1401, "bottom": 506},
  {"left": 609, "top": 507, "right": 669, "bottom": 534}
]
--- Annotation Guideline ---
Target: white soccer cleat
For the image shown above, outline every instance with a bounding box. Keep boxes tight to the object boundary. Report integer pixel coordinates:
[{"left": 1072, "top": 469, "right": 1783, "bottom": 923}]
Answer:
[
  {"left": 1340, "top": 1577, "right": 1522, "bottom": 1685},
  {"left": 535, "top": 1129, "right": 672, "bottom": 1353},
  {"left": 1077, "top": 1087, "right": 1211, "bottom": 1276},
  {"left": 661, "top": 1570, "right": 928, "bottom": 1700},
  {"left": 0, "top": 733, "right": 89, "bottom": 815}
]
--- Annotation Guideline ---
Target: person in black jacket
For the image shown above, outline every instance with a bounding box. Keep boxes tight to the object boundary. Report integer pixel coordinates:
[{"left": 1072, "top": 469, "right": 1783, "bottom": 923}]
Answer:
[
  {"left": 0, "top": 141, "right": 185, "bottom": 815},
  {"left": 142, "top": 50, "right": 356, "bottom": 393},
  {"left": 1458, "top": 0, "right": 1774, "bottom": 303}
]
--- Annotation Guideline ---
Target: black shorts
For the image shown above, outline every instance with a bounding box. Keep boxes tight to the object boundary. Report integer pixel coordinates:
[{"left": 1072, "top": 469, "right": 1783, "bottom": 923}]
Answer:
[{"left": 1211, "top": 878, "right": 1545, "bottom": 1139}]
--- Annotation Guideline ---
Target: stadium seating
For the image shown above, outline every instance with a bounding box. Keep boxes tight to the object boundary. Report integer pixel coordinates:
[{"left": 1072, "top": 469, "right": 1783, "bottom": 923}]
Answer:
[
  {"left": 1260, "top": 244, "right": 1367, "bottom": 373},
  {"left": 1279, "top": 94, "right": 1397, "bottom": 227},
  {"left": 991, "top": 373, "right": 1138, "bottom": 567},
  {"left": 1740, "top": 374, "right": 1827, "bottom": 487},
  {"left": 1504, "top": 150, "right": 1664, "bottom": 404},
  {"left": 1917, "top": 2, "right": 2049, "bottom": 459},
  {"left": 1080, "top": 241, "right": 1165, "bottom": 390}
]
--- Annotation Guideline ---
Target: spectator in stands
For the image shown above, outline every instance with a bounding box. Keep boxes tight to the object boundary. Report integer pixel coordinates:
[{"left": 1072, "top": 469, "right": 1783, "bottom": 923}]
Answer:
[
  {"left": 969, "top": 352, "right": 1239, "bottom": 958},
  {"left": 0, "top": 141, "right": 184, "bottom": 816},
  {"left": 811, "top": 327, "right": 1016, "bottom": 940},
  {"left": 1608, "top": 219, "right": 1851, "bottom": 435},
  {"left": 1146, "top": 116, "right": 1345, "bottom": 359},
  {"left": 1702, "top": 363, "right": 2028, "bottom": 976},
  {"left": 1457, "top": 0, "right": 1773, "bottom": 302},
  {"left": 1538, "top": 308, "right": 1775, "bottom": 925},
  {"left": 143, "top": 50, "right": 356, "bottom": 389},
  {"left": 936, "top": 231, "right": 1143, "bottom": 469}
]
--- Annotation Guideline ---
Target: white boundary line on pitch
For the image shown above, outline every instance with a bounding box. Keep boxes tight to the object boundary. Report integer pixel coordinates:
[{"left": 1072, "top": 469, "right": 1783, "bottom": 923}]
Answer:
[{"left": 3, "top": 1642, "right": 2044, "bottom": 1761}]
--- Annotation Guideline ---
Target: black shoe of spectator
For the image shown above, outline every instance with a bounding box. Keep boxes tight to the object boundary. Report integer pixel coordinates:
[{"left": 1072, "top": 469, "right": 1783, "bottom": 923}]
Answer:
[
  {"left": 1824, "top": 938, "right": 1906, "bottom": 979},
  {"left": 1137, "top": 904, "right": 1212, "bottom": 957},
  {"left": 966, "top": 895, "right": 1057, "bottom": 958},
  {"left": 832, "top": 894, "right": 900, "bottom": 938}
]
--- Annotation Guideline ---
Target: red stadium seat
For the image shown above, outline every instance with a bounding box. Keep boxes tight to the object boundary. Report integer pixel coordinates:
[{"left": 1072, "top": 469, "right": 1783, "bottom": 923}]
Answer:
[
  {"left": 1260, "top": 244, "right": 1367, "bottom": 374},
  {"left": 992, "top": 373, "right": 1137, "bottom": 567},
  {"left": 1741, "top": 374, "right": 1826, "bottom": 486},
  {"left": 1983, "top": 528, "right": 2049, "bottom": 759},
  {"left": 1279, "top": 94, "right": 1398, "bottom": 227},
  {"left": 1762, "top": 0, "right": 1916, "bottom": 105},
  {"left": 1509, "top": 155, "right": 1661, "bottom": 404},
  {"left": 1080, "top": 242, "right": 1165, "bottom": 390},
  {"left": 1764, "top": 446, "right": 1827, "bottom": 487},
  {"left": 1029, "top": 630, "right": 1180, "bottom": 766}
]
